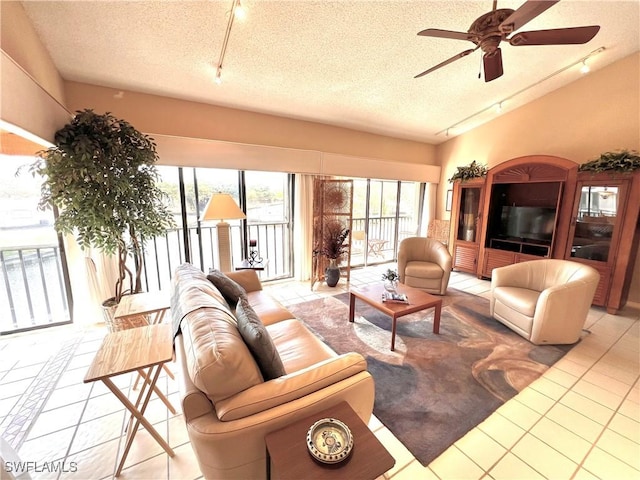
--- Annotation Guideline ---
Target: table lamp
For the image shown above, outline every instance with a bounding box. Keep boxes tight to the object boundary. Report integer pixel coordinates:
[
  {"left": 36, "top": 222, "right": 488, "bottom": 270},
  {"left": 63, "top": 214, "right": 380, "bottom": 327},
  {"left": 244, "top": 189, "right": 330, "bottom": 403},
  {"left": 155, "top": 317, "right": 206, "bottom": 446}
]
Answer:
[{"left": 201, "top": 193, "right": 246, "bottom": 272}]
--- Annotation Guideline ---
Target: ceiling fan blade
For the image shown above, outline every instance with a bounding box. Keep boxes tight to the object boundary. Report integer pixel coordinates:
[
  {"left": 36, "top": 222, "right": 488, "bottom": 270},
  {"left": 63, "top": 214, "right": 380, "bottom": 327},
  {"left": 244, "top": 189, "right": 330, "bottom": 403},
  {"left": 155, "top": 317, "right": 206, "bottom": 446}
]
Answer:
[
  {"left": 417, "top": 28, "right": 475, "bottom": 42},
  {"left": 483, "top": 49, "right": 503, "bottom": 82},
  {"left": 499, "top": 0, "right": 559, "bottom": 34},
  {"left": 414, "top": 48, "right": 476, "bottom": 79},
  {"left": 509, "top": 25, "right": 600, "bottom": 46}
]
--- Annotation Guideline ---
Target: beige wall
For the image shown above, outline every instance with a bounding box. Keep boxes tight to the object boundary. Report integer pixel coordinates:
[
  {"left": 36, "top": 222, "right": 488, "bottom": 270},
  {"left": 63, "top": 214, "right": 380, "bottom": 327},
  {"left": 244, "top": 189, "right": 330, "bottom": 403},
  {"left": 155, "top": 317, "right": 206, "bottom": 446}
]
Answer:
[
  {"left": 436, "top": 52, "right": 640, "bottom": 303},
  {"left": 0, "top": 1, "right": 66, "bottom": 105},
  {"left": 64, "top": 82, "right": 437, "bottom": 167},
  {"left": 435, "top": 52, "right": 640, "bottom": 219}
]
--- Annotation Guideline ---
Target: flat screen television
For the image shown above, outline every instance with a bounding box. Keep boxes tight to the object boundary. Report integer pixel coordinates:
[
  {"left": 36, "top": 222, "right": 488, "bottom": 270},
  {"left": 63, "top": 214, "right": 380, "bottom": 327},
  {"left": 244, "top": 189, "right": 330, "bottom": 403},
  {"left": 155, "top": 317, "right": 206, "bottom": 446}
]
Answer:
[{"left": 499, "top": 206, "right": 556, "bottom": 243}]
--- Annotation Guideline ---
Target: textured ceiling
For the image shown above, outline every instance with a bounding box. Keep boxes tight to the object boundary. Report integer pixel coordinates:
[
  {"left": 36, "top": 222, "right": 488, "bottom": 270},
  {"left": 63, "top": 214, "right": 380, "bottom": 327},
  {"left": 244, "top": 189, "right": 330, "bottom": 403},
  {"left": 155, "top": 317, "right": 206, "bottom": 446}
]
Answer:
[{"left": 20, "top": 0, "right": 640, "bottom": 145}]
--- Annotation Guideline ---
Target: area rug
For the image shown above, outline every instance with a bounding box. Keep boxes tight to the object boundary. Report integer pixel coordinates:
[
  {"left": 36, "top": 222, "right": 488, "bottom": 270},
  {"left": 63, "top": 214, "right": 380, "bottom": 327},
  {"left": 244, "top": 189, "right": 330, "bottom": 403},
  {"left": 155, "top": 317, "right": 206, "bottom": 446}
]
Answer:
[{"left": 287, "top": 288, "right": 573, "bottom": 466}]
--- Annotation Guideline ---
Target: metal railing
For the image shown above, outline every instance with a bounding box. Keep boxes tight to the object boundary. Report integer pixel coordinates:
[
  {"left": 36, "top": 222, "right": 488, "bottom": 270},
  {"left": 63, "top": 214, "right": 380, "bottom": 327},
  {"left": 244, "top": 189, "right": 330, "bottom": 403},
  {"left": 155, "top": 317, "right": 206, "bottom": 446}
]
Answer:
[
  {"left": 350, "top": 215, "right": 416, "bottom": 266},
  {"left": 141, "top": 221, "right": 292, "bottom": 292},
  {"left": 0, "top": 245, "right": 71, "bottom": 334}
]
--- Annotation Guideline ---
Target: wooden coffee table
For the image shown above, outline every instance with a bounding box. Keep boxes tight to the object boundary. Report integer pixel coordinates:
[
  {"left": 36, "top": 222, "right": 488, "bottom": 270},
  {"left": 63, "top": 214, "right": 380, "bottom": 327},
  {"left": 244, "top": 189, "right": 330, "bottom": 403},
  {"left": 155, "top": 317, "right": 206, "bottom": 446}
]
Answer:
[
  {"left": 265, "top": 401, "right": 394, "bottom": 480},
  {"left": 349, "top": 283, "right": 442, "bottom": 351}
]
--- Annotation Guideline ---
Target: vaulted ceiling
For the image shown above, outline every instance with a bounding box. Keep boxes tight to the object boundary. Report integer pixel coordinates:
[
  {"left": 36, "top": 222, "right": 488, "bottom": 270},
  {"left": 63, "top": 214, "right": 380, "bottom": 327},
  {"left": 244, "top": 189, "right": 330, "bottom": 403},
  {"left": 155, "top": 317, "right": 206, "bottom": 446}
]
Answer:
[{"left": 20, "top": 0, "right": 640, "bottom": 145}]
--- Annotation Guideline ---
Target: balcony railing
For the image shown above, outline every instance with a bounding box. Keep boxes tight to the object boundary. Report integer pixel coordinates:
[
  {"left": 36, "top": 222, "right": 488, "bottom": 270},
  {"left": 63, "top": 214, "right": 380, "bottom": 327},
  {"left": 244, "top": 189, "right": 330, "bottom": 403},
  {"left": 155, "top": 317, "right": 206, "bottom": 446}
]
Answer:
[
  {"left": 350, "top": 215, "right": 416, "bottom": 266},
  {"left": 0, "top": 245, "right": 71, "bottom": 333},
  {"left": 141, "top": 221, "right": 292, "bottom": 292}
]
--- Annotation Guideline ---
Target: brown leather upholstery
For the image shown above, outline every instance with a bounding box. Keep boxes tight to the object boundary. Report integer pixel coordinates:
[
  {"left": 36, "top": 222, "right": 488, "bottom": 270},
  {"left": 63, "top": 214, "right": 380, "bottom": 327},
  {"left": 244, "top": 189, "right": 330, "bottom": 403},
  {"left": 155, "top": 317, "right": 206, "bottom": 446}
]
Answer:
[
  {"left": 490, "top": 259, "right": 600, "bottom": 345},
  {"left": 172, "top": 265, "right": 375, "bottom": 479},
  {"left": 397, "top": 237, "right": 452, "bottom": 295}
]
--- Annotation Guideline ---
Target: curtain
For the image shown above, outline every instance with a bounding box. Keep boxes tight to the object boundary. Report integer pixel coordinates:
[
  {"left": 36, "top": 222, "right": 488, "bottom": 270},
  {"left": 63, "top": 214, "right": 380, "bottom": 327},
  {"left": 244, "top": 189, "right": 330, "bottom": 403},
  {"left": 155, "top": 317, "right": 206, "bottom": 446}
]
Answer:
[
  {"left": 65, "top": 232, "right": 118, "bottom": 325},
  {"left": 294, "top": 173, "right": 315, "bottom": 281}
]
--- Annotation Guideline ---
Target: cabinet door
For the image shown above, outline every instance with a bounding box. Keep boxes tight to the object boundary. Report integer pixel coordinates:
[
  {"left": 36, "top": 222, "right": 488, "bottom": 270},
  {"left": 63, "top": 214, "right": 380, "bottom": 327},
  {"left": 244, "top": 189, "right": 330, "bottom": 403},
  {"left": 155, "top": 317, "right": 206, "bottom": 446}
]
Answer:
[
  {"left": 566, "top": 179, "right": 629, "bottom": 307},
  {"left": 455, "top": 186, "right": 482, "bottom": 243},
  {"left": 453, "top": 244, "right": 479, "bottom": 273},
  {"left": 568, "top": 183, "right": 624, "bottom": 263}
]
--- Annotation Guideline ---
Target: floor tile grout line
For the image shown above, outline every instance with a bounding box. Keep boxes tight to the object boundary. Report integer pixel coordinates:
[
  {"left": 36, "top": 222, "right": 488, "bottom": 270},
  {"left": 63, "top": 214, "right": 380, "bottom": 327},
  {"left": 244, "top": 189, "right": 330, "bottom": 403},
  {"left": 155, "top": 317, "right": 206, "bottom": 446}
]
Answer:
[{"left": 0, "top": 332, "right": 83, "bottom": 451}]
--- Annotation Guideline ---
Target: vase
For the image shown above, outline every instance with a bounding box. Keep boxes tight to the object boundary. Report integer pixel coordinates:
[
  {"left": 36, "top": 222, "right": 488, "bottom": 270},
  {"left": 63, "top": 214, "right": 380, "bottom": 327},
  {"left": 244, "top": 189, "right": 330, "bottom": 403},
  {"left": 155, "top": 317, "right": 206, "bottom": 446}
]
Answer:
[
  {"left": 325, "top": 260, "right": 341, "bottom": 287},
  {"left": 384, "top": 279, "right": 399, "bottom": 293}
]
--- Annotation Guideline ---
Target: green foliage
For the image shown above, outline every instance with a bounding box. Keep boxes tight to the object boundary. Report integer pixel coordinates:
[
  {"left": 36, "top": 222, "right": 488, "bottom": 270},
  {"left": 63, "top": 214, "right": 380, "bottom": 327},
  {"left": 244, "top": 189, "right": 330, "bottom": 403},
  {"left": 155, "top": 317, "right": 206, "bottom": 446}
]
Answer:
[
  {"left": 30, "top": 109, "right": 175, "bottom": 301},
  {"left": 578, "top": 149, "right": 640, "bottom": 173},
  {"left": 314, "top": 218, "right": 350, "bottom": 262},
  {"left": 448, "top": 160, "right": 488, "bottom": 183},
  {"left": 381, "top": 268, "right": 399, "bottom": 282}
]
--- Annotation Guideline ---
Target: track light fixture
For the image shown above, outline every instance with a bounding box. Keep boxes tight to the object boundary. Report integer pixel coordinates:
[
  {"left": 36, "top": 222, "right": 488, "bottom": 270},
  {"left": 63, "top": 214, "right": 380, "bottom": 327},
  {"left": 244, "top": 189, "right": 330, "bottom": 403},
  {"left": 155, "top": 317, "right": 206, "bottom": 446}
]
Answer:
[
  {"left": 214, "top": 0, "right": 246, "bottom": 86},
  {"left": 580, "top": 60, "right": 590, "bottom": 74},
  {"left": 436, "top": 46, "right": 606, "bottom": 138}
]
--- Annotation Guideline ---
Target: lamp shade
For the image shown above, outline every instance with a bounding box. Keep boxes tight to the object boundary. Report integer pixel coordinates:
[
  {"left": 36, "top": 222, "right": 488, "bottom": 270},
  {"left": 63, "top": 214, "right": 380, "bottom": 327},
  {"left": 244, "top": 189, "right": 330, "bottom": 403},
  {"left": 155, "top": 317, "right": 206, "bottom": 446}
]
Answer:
[{"left": 201, "top": 193, "right": 246, "bottom": 222}]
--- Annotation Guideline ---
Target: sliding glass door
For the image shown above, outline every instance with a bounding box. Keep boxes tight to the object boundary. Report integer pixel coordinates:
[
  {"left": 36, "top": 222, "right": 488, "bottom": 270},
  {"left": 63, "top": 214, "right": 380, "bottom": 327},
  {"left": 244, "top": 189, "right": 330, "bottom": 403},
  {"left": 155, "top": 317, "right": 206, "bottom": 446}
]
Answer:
[
  {"left": 141, "top": 166, "right": 293, "bottom": 292},
  {"left": 350, "top": 179, "right": 424, "bottom": 267}
]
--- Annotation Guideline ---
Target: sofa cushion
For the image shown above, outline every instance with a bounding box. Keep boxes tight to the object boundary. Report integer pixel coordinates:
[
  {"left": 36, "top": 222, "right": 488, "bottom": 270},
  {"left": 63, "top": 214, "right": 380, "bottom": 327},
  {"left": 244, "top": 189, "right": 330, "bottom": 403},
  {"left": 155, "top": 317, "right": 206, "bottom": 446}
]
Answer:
[
  {"left": 171, "top": 263, "right": 235, "bottom": 340},
  {"left": 267, "top": 319, "right": 336, "bottom": 373},
  {"left": 236, "top": 296, "right": 286, "bottom": 380},
  {"left": 207, "top": 269, "right": 246, "bottom": 307},
  {"left": 405, "top": 261, "right": 443, "bottom": 279},
  {"left": 180, "top": 306, "right": 263, "bottom": 404},
  {"left": 244, "top": 290, "right": 296, "bottom": 326}
]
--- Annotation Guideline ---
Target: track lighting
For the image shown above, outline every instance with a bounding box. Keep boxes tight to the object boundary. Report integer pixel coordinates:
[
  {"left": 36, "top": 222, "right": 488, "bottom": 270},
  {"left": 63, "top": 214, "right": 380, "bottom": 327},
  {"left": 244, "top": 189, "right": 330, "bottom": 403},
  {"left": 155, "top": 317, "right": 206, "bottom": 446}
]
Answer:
[
  {"left": 234, "top": 0, "right": 246, "bottom": 20},
  {"left": 436, "top": 46, "right": 606, "bottom": 138},
  {"left": 213, "top": 0, "right": 247, "bottom": 86},
  {"left": 580, "top": 60, "right": 590, "bottom": 74}
]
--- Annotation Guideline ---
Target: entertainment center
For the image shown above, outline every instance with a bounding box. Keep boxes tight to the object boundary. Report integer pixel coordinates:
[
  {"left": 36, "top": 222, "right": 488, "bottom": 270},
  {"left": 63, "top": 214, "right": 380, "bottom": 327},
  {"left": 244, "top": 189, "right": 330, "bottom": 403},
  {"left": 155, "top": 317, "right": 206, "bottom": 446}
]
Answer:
[{"left": 449, "top": 155, "right": 640, "bottom": 314}]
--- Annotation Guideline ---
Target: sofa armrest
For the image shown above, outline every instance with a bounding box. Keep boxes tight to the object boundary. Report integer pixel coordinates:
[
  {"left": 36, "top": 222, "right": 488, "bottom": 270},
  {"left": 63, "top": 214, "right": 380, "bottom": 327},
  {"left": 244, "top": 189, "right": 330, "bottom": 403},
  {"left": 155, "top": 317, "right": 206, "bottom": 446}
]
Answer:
[
  {"left": 174, "top": 333, "right": 214, "bottom": 422},
  {"left": 225, "top": 269, "right": 263, "bottom": 293},
  {"left": 531, "top": 279, "right": 598, "bottom": 344},
  {"left": 214, "top": 352, "right": 368, "bottom": 421}
]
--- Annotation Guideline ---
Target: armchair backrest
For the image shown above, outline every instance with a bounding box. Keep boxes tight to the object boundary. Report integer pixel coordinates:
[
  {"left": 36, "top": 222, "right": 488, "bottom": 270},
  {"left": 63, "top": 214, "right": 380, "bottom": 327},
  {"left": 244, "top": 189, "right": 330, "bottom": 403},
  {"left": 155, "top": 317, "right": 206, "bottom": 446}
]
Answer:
[
  {"left": 398, "top": 237, "right": 452, "bottom": 275},
  {"left": 507, "top": 259, "right": 600, "bottom": 293}
]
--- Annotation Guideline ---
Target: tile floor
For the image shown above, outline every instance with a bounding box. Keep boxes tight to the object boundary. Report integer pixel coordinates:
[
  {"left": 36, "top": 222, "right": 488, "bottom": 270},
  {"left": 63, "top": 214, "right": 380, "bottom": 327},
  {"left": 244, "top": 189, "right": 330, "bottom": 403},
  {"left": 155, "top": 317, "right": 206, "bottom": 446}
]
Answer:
[{"left": 0, "top": 265, "right": 638, "bottom": 480}]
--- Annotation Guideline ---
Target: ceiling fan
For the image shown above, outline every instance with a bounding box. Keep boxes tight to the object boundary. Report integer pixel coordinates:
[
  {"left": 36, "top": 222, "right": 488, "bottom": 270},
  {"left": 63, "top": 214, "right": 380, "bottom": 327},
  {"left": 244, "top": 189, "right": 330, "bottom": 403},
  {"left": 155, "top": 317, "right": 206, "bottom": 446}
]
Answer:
[{"left": 415, "top": 0, "right": 600, "bottom": 82}]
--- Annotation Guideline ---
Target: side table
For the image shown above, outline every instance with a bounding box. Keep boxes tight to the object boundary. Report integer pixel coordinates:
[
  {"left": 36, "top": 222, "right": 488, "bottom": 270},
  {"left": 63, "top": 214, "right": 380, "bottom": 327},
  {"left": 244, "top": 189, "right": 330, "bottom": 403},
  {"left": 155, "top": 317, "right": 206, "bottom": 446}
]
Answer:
[
  {"left": 114, "top": 290, "right": 175, "bottom": 387},
  {"left": 84, "top": 324, "right": 176, "bottom": 477},
  {"left": 114, "top": 290, "right": 170, "bottom": 326},
  {"left": 235, "top": 259, "right": 269, "bottom": 271},
  {"left": 265, "top": 401, "right": 395, "bottom": 480}
]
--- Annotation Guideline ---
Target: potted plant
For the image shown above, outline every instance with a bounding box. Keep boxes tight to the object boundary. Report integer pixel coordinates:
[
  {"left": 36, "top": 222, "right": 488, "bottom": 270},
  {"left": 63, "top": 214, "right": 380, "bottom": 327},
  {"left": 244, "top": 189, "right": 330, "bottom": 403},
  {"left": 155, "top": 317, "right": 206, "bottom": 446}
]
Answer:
[
  {"left": 448, "top": 160, "right": 488, "bottom": 183},
  {"left": 314, "top": 218, "right": 350, "bottom": 287},
  {"left": 578, "top": 149, "right": 640, "bottom": 174},
  {"left": 29, "top": 109, "right": 175, "bottom": 320}
]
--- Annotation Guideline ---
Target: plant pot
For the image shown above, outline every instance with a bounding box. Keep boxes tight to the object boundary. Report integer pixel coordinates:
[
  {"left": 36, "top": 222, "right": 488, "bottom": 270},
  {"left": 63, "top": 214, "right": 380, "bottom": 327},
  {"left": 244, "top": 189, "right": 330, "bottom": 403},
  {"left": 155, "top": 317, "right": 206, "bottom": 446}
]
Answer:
[
  {"left": 102, "top": 297, "right": 118, "bottom": 330},
  {"left": 325, "top": 265, "right": 341, "bottom": 287}
]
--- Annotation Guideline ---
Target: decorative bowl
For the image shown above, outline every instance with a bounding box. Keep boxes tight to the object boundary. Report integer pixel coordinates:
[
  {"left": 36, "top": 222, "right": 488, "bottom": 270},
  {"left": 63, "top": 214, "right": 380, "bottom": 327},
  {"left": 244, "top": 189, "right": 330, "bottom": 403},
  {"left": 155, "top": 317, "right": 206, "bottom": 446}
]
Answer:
[{"left": 306, "top": 417, "right": 354, "bottom": 464}]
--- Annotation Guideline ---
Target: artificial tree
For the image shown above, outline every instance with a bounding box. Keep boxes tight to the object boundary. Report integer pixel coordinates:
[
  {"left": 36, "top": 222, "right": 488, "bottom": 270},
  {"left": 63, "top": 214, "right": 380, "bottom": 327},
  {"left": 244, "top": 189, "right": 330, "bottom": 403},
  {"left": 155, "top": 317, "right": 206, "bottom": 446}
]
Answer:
[{"left": 31, "top": 109, "right": 175, "bottom": 305}]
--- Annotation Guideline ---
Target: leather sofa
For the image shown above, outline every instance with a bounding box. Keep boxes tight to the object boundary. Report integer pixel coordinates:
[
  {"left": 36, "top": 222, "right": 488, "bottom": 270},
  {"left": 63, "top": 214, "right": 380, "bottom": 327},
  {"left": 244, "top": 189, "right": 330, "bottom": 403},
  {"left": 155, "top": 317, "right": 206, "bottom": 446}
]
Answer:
[
  {"left": 171, "top": 263, "right": 374, "bottom": 479},
  {"left": 397, "top": 237, "right": 452, "bottom": 295},
  {"left": 490, "top": 259, "right": 600, "bottom": 345}
]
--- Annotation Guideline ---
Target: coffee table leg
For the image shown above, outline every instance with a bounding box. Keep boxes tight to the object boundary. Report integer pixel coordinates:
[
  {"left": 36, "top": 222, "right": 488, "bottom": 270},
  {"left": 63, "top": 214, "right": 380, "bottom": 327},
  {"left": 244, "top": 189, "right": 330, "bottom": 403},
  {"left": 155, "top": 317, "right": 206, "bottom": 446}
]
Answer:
[
  {"left": 349, "top": 293, "right": 355, "bottom": 323},
  {"left": 433, "top": 301, "right": 442, "bottom": 334},
  {"left": 391, "top": 316, "right": 397, "bottom": 351}
]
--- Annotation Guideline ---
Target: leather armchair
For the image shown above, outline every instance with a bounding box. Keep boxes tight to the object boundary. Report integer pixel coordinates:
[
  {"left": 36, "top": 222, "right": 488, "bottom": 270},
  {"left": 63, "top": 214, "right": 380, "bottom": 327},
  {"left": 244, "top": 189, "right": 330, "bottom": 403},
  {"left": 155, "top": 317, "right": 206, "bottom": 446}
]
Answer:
[
  {"left": 490, "top": 259, "right": 600, "bottom": 345},
  {"left": 397, "top": 237, "right": 452, "bottom": 295}
]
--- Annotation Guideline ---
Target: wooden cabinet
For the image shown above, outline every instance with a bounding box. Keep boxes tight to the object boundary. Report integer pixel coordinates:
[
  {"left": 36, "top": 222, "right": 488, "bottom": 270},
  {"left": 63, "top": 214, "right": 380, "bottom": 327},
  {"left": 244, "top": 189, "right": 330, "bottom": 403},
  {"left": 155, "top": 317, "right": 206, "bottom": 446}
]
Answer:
[
  {"left": 450, "top": 179, "right": 485, "bottom": 274},
  {"left": 564, "top": 171, "right": 640, "bottom": 314},
  {"left": 477, "top": 156, "right": 578, "bottom": 279}
]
